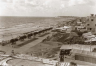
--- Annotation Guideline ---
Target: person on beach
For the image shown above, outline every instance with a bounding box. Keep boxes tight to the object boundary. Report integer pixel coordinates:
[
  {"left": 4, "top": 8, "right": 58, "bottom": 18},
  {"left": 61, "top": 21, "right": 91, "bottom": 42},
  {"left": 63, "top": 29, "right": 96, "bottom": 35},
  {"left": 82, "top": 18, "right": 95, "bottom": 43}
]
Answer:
[{"left": 31, "top": 53, "right": 32, "bottom": 56}]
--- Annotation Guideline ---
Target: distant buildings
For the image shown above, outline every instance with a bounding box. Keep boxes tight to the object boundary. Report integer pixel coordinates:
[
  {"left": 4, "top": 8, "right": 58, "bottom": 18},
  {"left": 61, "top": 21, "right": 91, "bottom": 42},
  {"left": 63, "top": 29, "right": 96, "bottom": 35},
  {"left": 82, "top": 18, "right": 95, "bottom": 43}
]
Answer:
[
  {"left": 53, "top": 26, "right": 72, "bottom": 33},
  {"left": 72, "top": 18, "right": 87, "bottom": 32},
  {"left": 73, "top": 14, "right": 96, "bottom": 33}
]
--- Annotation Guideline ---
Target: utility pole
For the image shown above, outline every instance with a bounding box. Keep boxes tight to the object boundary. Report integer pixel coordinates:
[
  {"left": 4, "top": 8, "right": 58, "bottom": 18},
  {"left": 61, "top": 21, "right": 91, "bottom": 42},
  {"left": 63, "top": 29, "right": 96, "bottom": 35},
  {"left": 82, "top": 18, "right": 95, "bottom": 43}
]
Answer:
[
  {"left": 10, "top": 33, "right": 13, "bottom": 39},
  {"left": 90, "top": 41, "right": 91, "bottom": 52},
  {"left": 89, "top": 38, "right": 92, "bottom": 52},
  {"left": 41, "top": 49, "right": 44, "bottom": 57}
]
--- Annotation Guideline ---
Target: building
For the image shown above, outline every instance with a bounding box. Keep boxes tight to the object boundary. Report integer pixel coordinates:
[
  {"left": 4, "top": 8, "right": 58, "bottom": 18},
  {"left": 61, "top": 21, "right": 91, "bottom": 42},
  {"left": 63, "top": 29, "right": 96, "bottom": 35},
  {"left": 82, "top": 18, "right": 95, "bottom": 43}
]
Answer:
[
  {"left": 70, "top": 49, "right": 96, "bottom": 65},
  {"left": 86, "top": 14, "right": 96, "bottom": 33},
  {"left": 59, "top": 45, "right": 96, "bottom": 66},
  {"left": 59, "top": 44, "right": 96, "bottom": 62}
]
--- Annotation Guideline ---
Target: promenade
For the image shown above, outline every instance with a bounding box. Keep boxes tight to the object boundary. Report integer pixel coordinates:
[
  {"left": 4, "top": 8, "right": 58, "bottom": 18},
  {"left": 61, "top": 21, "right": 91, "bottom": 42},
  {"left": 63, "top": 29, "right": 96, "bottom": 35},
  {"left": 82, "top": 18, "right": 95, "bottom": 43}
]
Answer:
[{"left": 0, "top": 32, "right": 52, "bottom": 55}]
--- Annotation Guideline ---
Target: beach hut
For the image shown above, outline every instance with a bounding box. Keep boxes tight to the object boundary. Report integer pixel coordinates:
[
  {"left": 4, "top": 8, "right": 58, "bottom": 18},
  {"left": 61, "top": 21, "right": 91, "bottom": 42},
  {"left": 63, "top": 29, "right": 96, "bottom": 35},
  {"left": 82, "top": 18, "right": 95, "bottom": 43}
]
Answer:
[
  {"left": 9, "top": 37, "right": 18, "bottom": 44},
  {"left": 37, "top": 30, "right": 42, "bottom": 36},
  {"left": 10, "top": 39, "right": 16, "bottom": 45},
  {"left": 27, "top": 33, "right": 33, "bottom": 39},
  {"left": 19, "top": 34, "right": 27, "bottom": 41},
  {"left": 39, "top": 28, "right": 46, "bottom": 36},
  {"left": 32, "top": 31, "right": 39, "bottom": 37}
]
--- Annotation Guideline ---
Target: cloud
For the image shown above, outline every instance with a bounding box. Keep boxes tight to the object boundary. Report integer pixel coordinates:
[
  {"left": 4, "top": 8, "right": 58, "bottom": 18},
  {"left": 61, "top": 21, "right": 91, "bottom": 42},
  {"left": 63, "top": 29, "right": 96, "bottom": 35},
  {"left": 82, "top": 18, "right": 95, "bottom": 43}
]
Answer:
[
  {"left": 0, "top": 0, "right": 89, "bottom": 9},
  {"left": 0, "top": 0, "right": 7, "bottom": 2},
  {"left": 60, "top": 4, "right": 65, "bottom": 9},
  {"left": 68, "top": 0, "right": 87, "bottom": 6},
  {"left": 0, "top": 0, "right": 96, "bottom": 16}
]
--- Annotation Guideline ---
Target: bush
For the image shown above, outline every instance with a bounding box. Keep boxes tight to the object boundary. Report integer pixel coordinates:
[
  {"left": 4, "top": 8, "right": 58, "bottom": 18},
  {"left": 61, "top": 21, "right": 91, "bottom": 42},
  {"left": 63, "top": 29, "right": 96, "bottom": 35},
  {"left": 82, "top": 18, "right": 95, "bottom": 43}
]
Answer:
[{"left": 72, "top": 30, "right": 84, "bottom": 37}]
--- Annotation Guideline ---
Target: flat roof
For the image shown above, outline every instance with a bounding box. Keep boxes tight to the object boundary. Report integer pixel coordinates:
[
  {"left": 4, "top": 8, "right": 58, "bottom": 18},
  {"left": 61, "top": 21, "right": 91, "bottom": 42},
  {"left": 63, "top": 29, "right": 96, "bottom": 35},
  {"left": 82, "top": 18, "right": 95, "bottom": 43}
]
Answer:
[
  {"left": 60, "top": 44, "right": 96, "bottom": 52},
  {"left": 71, "top": 49, "right": 96, "bottom": 58}
]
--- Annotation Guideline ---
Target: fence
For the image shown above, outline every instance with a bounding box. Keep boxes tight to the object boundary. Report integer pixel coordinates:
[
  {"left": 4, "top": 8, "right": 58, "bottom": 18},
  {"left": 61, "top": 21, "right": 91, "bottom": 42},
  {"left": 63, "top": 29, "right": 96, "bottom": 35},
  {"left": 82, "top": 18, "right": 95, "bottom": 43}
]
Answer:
[
  {"left": 0, "top": 53, "right": 92, "bottom": 66},
  {"left": 13, "top": 54, "right": 70, "bottom": 66}
]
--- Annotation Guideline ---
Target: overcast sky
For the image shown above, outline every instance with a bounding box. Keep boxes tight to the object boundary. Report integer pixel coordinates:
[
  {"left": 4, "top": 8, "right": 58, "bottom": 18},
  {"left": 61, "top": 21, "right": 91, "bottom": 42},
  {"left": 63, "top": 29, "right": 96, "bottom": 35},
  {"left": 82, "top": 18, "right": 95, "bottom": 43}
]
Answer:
[{"left": 0, "top": 0, "right": 96, "bottom": 17}]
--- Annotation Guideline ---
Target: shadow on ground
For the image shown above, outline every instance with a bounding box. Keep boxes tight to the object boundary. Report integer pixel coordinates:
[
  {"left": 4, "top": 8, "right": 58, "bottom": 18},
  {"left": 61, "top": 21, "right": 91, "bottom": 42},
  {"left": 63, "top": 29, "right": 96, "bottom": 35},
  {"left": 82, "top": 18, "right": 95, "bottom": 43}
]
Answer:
[{"left": 15, "top": 38, "right": 38, "bottom": 48}]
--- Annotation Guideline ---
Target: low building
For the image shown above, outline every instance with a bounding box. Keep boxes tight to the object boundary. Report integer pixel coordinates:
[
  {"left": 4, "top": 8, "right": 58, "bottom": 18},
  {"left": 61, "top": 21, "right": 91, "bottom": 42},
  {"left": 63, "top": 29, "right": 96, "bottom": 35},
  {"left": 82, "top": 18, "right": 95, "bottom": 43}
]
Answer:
[
  {"left": 60, "top": 44, "right": 95, "bottom": 52},
  {"left": 59, "top": 45, "right": 96, "bottom": 66},
  {"left": 70, "top": 49, "right": 96, "bottom": 65},
  {"left": 53, "top": 26, "right": 72, "bottom": 33},
  {"left": 59, "top": 44, "right": 96, "bottom": 62}
]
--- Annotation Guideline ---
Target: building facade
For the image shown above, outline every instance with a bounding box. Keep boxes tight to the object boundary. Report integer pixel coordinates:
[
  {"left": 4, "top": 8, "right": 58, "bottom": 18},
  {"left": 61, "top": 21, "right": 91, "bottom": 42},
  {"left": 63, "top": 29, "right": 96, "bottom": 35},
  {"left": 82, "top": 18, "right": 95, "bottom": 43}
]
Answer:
[{"left": 86, "top": 14, "right": 96, "bottom": 33}]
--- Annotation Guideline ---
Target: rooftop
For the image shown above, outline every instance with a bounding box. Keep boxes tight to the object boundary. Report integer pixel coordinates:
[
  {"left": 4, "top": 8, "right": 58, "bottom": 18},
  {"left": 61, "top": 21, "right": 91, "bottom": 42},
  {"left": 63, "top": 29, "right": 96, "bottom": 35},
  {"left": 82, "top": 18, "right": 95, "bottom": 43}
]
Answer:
[{"left": 60, "top": 44, "right": 96, "bottom": 52}]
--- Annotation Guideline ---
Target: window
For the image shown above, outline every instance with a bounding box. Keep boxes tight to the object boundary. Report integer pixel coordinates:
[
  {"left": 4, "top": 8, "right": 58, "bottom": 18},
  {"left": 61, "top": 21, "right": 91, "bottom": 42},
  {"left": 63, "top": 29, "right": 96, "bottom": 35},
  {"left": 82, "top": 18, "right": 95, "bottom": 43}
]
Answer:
[
  {"left": 87, "top": 24, "right": 89, "bottom": 26},
  {"left": 91, "top": 19, "right": 94, "bottom": 21},
  {"left": 90, "top": 28, "right": 92, "bottom": 30},
  {"left": 80, "top": 19, "right": 81, "bottom": 22}
]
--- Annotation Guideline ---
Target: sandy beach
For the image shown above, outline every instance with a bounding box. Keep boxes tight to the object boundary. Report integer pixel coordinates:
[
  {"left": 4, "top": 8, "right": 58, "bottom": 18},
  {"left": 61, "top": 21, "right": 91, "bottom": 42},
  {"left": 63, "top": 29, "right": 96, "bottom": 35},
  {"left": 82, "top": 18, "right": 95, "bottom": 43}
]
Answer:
[{"left": 0, "top": 22, "right": 54, "bottom": 42}]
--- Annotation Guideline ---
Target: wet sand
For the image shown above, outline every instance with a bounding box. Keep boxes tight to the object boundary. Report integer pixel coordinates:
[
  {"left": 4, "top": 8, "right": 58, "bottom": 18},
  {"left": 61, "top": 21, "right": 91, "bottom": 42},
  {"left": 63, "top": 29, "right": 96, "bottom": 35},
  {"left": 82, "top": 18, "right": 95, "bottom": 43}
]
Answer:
[{"left": 0, "top": 23, "right": 52, "bottom": 42}]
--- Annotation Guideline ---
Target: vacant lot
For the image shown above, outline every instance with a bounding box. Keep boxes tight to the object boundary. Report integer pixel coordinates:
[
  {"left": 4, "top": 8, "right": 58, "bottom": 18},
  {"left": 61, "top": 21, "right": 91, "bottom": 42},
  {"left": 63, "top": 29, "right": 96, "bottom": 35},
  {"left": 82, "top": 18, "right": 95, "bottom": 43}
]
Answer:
[{"left": 25, "top": 41, "right": 62, "bottom": 59}]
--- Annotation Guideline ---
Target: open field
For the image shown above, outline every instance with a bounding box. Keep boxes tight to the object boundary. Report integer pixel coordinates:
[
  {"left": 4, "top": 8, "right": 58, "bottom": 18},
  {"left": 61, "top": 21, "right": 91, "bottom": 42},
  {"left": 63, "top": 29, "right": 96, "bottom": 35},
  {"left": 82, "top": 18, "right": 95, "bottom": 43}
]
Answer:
[
  {"left": 0, "top": 32, "right": 52, "bottom": 54},
  {"left": 25, "top": 41, "right": 62, "bottom": 59}
]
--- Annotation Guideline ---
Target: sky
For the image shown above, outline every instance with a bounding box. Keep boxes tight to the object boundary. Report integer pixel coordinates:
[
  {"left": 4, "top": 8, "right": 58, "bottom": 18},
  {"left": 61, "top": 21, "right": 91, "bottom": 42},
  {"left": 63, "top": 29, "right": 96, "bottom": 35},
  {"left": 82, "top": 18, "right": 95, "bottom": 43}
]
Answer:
[{"left": 0, "top": 0, "right": 96, "bottom": 17}]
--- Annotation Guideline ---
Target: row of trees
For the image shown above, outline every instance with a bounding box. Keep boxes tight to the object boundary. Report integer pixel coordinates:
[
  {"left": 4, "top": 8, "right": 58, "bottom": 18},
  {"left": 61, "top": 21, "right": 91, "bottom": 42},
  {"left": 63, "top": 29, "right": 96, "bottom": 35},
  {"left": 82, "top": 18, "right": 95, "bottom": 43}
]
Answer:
[{"left": 1, "top": 27, "right": 53, "bottom": 46}]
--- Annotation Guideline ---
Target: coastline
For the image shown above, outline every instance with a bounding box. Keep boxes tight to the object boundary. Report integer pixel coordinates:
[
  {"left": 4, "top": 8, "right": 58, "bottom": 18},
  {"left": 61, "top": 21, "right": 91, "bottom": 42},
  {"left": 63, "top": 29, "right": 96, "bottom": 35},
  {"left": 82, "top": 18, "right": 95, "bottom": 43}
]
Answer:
[{"left": 0, "top": 22, "right": 53, "bottom": 42}]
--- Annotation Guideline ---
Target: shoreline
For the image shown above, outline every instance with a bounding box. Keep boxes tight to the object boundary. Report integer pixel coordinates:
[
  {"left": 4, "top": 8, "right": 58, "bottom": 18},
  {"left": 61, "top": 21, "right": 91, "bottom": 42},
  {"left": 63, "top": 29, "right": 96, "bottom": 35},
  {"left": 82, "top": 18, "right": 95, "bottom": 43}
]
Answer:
[{"left": 0, "top": 22, "right": 53, "bottom": 42}]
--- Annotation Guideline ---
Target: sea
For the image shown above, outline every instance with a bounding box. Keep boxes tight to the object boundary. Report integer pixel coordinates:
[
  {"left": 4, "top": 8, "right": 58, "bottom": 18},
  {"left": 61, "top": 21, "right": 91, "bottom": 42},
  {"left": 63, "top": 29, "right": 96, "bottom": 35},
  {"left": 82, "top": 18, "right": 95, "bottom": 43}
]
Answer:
[
  {"left": 0, "top": 16, "right": 69, "bottom": 42},
  {"left": 0, "top": 16, "right": 67, "bottom": 28}
]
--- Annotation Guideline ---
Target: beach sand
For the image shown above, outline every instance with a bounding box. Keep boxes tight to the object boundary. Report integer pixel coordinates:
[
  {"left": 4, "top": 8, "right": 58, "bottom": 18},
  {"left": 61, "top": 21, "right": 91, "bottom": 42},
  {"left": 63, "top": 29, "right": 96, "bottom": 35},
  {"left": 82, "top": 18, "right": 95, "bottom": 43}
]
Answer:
[{"left": 0, "top": 23, "right": 53, "bottom": 42}]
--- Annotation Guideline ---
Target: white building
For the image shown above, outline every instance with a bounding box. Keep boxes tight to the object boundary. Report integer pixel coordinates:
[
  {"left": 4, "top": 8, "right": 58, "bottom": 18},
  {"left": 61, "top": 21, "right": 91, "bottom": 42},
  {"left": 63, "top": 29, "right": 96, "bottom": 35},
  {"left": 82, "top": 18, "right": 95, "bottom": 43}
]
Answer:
[{"left": 86, "top": 14, "right": 96, "bottom": 33}]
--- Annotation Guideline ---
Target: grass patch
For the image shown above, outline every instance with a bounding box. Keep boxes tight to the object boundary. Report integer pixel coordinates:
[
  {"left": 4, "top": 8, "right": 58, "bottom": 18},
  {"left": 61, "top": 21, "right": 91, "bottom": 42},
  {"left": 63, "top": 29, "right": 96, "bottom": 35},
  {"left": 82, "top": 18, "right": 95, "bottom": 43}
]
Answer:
[{"left": 25, "top": 42, "right": 60, "bottom": 58}]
